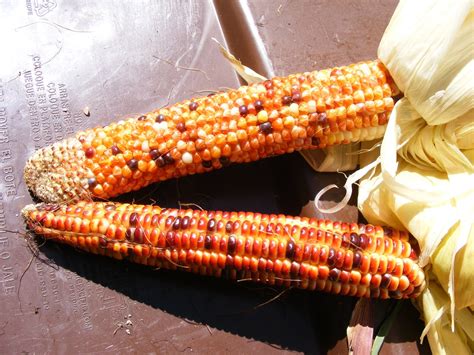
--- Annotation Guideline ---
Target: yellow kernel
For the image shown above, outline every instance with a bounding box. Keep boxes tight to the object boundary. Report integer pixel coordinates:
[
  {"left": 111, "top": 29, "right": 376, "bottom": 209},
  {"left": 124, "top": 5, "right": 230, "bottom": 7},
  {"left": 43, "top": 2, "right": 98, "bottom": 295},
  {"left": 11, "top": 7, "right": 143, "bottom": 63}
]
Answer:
[
  {"left": 354, "top": 90, "right": 365, "bottom": 103},
  {"left": 237, "top": 118, "right": 247, "bottom": 128},
  {"left": 326, "top": 109, "right": 337, "bottom": 121},
  {"left": 227, "top": 132, "right": 238, "bottom": 144},
  {"left": 283, "top": 116, "right": 295, "bottom": 128},
  {"left": 138, "top": 160, "right": 148, "bottom": 172},
  {"left": 122, "top": 166, "right": 132, "bottom": 178},
  {"left": 257, "top": 110, "right": 268, "bottom": 123},
  {"left": 289, "top": 103, "right": 299, "bottom": 116},
  {"left": 93, "top": 184, "right": 104, "bottom": 195},
  {"left": 247, "top": 115, "right": 257, "bottom": 126}
]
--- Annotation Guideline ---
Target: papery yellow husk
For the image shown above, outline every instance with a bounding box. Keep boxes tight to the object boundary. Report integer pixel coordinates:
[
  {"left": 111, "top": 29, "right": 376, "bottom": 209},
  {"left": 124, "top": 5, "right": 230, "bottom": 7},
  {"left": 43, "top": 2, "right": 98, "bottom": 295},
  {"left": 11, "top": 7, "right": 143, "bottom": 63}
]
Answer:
[{"left": 357, "top": 0, "right": 474, "bottom": 354}]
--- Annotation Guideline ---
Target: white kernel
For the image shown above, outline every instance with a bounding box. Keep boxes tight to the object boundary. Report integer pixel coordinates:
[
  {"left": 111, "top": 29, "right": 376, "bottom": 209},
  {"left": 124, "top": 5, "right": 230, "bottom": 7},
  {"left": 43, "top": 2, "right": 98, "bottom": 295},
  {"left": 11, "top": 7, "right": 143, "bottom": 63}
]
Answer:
[
  {"left": 230, "top": 107, "right": 239, "bottom": 118},
  {"left": 177, "top": 140, "right": 187, "bottom": 151},
  {"left": 308, "top": 100, "right": 316, "bottom": 113},
  {"left": 159, "top": 121, "right": 168, "bottom": 130},
  {"left": 256, "top": 85, "right": 266, "bottom": 94},
  {"left": 269, "top": 110, "right": 279, "bottom": 119},
  {"left": 352, "top": 128, "right": 361, "bottom": 141},
  {"left": 289, "top": 103, "right": 299, "bottom": 116},
  {"left": 182, "top": 152, "right": 193, "bottom": 164},
  {"left": 141, "top": 141, "right": 150, "bottom": 152}
]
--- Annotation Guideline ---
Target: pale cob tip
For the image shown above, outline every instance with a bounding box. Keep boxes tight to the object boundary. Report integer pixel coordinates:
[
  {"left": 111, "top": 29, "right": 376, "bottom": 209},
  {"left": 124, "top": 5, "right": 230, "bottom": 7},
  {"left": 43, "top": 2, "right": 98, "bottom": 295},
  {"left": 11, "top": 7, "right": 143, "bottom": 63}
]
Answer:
[
  {"left": 24, "top": 138, "right": 91, "bottom": 204},
  {"left": 21, "top": 203, "right": 37, "bottom": 219}
]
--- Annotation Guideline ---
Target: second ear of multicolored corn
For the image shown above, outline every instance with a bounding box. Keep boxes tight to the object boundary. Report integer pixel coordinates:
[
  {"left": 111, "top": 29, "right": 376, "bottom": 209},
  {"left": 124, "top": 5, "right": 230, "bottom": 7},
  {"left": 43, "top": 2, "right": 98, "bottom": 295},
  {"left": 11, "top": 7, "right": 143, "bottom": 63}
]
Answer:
[
  {"left": 22, "top": 201, "right": 425, "bottom": 299},
  {"left": 24, "top": 60, "right": 397, "bottom": 203}
]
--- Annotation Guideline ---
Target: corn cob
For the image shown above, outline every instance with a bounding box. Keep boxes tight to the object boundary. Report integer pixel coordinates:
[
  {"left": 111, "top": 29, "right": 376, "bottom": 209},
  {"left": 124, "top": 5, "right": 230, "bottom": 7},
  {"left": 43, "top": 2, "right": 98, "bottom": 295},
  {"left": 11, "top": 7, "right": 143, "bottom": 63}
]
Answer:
[
  {"left": 24, "top": 60, "right": 398, "bottom": 203},
  {"left": 22, "top": 201, "right": 425, "bottom": 299}
]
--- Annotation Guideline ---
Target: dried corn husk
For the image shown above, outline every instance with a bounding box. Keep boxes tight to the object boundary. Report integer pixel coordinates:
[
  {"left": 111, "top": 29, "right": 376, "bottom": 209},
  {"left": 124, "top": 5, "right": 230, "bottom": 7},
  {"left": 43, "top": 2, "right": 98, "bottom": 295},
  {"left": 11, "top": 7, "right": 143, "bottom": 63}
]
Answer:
[{"left": 358, "top": 0, "right": 474, "bottom": 353}]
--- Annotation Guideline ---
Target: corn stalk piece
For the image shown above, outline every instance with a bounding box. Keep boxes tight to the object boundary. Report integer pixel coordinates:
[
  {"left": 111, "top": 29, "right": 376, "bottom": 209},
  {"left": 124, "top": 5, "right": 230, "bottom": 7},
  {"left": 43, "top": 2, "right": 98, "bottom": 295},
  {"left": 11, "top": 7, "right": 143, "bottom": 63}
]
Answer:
[
  {"left": 22, "top": 201, "right": 425, "bottom": 299},
  {"left": 24, "top": 60, "right": 398, "bottom": 203}
]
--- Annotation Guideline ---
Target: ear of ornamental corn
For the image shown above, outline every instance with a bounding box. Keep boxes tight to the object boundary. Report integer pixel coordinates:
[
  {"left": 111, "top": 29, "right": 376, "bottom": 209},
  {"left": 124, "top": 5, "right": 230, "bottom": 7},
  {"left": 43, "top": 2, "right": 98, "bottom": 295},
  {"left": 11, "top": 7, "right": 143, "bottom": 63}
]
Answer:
[
  {"left": 22, "top": 201, "right": 425, "bottom": 299},
  {"left": 24, "top": 60, "right": 398, "bottom": 203}
]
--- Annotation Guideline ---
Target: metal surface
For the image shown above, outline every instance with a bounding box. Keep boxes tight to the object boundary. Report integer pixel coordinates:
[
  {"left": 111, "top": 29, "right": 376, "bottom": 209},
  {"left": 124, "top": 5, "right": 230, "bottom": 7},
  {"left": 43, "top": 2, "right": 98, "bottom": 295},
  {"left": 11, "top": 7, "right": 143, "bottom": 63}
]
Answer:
[{"left": 0, "top": 1, "right": 428, "bottom": 353}]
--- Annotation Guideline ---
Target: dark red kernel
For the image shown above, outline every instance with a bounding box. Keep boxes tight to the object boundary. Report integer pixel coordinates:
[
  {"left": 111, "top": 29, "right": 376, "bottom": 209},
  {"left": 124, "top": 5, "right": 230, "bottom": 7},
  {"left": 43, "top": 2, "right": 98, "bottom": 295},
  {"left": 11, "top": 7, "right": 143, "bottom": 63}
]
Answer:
[
  {"left": 137, "top": 115, "right": 146, "bottom": 121},
  {"left": 227, "top": 235, "right": 236, "bottom": 254},
  {"left": 311, "top": 137, "right": 320, "bottom": 146},
  {"left": 111, "top": 145, "right": 122, "bottom": 155},
  {"left": 155, "top": 156, "right": 165, "bottom": 167},
  {"left": 149, "top": 149, "right": 160, "bottom": 160},
  {"left": 204, "top": 235, "right": 212, "bottom": 250},
  {"left": 189, "top": 102, "right": 198, "bottom": 111},
  {"left": 85, "top": 147, "right": 95, "bottom": 158},
  {"left": 239, "top": 105, "right": 248, "bottom": 116},
  {"left": 219, "top": 157, "right": 230, "bottom": 166},
  {"left": 353, "top": 251, "right": 362, "bottom": 268},
  {"left": 259, "top": 122, "right": 273, "bottom": 134},
  {"left": 207, "top": 218, "right": 216, "bottom": 232},
  {"left": 328, "top": 268, "right": 341, "bottom": 281},
  {"left": 99, "top": 237, "right": 107, "bottom": 247},
  {"left": 176, "top": 122, "right": 186, "bottom": 132},
  {"left": 127, "top": 159, "right": 138, "bottom": 170},
  {"left": 383, "top": 226, "right": 393, "bottom": 237},
  {"left": 163, "top": 153, "right": 175, "bottom": 165},
  {"left": 286, "top": 240, "right": 295, "bottom": 259},
  {"left": 282, "top": 95, "right": 293, "bottom": 106},
  {"left": 156, "top": 114, "right": 165, "bottom": 123},
  {"left": 341, "top": 233, "right": 350, "bottom": 248},
  {"left": 202, "top": 160, "right": 212, "bottom": 168},
  {"left": 134, "top": 228, "right": 144, "bottom": 243},
  {"left": 182, "top": 216, "right": 190, "bottom": 230},
  {"left": 380, "top": 274, "right": 392, "bottom": 289},
  {"left": 327, "top": 248, "right": 336, "bottom": 267},
  {"left": 350, "top": 233, "right": 360, "bottom": 249},
  {"left": 254, "top": 100, "right": 264, "bottom": 112},
  {"left": 292, "top": 92, "right": 302, "bottom": 103},
  {"left": 126, "top": 228, "right": 134, "bottom": 241},
  {"left": 129, "top": 212, "right": 138, "bottom": 227},
  {"left": 389, "top": 290, "right": 402, "bottom": 299},
  {"left": 172, "top": 216, "right": 182, "bottom": 230},
  {"left": 359, "top": 234, "right": 368, "bottom": 250}
]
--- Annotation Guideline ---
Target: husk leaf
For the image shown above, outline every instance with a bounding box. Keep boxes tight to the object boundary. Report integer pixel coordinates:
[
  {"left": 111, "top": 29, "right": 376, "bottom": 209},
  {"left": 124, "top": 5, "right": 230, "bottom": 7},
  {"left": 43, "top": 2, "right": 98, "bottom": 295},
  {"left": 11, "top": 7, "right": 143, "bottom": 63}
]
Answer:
[{"left": 357, "top": 0, "right": 474, "bottom": 353}]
